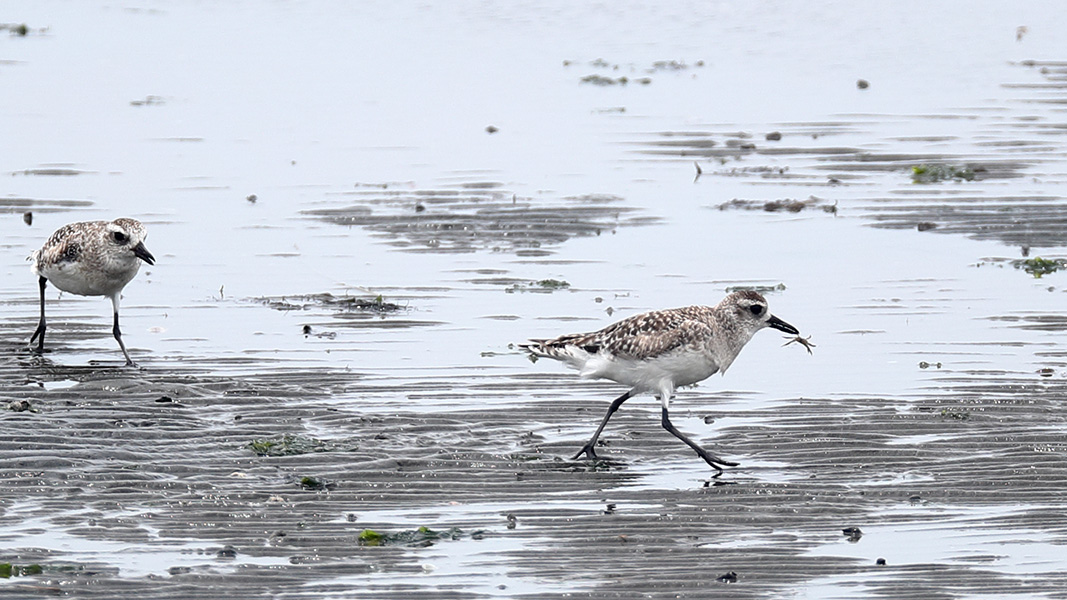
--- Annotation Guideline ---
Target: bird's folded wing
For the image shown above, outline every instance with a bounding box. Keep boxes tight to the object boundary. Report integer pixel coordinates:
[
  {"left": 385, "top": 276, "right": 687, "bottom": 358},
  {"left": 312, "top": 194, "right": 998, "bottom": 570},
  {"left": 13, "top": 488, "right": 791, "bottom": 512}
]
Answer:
[{"left": 600, "top": 318, "right": 713, "bottom": 360}]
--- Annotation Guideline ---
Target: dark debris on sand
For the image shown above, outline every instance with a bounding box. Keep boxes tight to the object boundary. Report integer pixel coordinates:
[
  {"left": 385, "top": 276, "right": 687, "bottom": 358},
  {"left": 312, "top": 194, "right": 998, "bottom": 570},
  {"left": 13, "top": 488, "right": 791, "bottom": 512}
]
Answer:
[{"left": 303, "top": 188, "right": 658, "bottom": 256}]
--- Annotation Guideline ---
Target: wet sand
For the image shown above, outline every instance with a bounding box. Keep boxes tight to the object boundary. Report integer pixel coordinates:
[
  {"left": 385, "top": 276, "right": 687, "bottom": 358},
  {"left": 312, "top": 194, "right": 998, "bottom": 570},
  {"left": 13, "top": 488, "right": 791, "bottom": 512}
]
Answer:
[
  {"left": 3, "top": 329, "right": 1067, "bottom": 598},
  {"left": 4, "top": 2, "right": 1067, "bottom": 598}
]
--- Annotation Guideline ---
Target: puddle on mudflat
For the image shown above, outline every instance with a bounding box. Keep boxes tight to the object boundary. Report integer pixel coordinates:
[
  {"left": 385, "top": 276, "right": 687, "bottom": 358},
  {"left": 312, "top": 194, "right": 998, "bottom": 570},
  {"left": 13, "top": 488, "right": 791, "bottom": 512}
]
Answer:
[
  {"left": 38, "top": 378, "right": 78, "bottom": 391},
  {"left": 305, "top": 533, "right": 585, "bottom": 599},
  {"left": 0, "top": 504, "right": 290, "bottom": 579},
  {"left": 813, "top": 507, "right": 1067, "bottom": 575},
  {"left": 339, "top": 498, "right": 602, "bottom": 527},
  {"left": 799, "top": 503, "right": 1067, "bottom": 599},
  {"left": 625, "top": 454, "right": 805, "bottom": 490}
]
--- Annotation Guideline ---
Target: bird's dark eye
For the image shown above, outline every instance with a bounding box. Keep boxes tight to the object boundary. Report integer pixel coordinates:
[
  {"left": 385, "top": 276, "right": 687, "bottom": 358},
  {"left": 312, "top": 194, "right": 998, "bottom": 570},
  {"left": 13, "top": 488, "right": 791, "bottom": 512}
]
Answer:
[
  {"left": 112, "top": 231, "right": 128, "bottom": 244},
  {"left": 749, "top": 304, "right": 764, "bottom": 316}
]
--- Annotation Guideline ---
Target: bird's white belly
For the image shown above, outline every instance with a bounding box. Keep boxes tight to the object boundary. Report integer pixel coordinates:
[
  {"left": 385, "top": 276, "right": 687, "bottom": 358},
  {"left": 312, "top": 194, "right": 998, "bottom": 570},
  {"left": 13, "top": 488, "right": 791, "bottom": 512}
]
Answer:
[
  {"left": 44, "top": 262, "right": 137, "bottom": 297},
  {"left": 582, "top": 350, "right": 719, "bottom": 392}
]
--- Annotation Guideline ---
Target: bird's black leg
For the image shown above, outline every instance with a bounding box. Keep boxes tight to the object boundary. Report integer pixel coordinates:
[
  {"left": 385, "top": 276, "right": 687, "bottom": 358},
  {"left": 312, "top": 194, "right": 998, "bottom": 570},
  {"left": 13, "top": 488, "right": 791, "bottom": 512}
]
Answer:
[
  {"left": 29, "top": 276, "right": 47, "bottom": 353},
  {"left": 573, "top": 389, "right": 635, "bottom": 460},
  {"left": 111, "top": 295, "right": 135, "bottom": 367},
  {"left": 661, "top": 406, "right": 740, "bottom": 473}
]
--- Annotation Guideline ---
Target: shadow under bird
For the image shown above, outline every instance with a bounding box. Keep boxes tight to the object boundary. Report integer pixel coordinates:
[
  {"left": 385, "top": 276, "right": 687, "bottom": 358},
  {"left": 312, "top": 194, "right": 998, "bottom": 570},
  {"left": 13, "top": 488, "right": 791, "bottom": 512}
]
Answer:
[
  {"left": 522, "top": 290, "right": 800, "bottom": 474},
  {"left": 29, "top": 218, "right": 155, "bottom": 366}
]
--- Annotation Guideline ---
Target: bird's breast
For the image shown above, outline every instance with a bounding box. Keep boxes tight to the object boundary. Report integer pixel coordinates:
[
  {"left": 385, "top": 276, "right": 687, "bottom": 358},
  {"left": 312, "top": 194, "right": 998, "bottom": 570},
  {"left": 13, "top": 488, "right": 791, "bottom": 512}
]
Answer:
[
  {"left": 42, "top": 260, "right": 140, "bottom": 297},
  {"left": 591, "top": 349, "right": 719, "bottom": 391}
]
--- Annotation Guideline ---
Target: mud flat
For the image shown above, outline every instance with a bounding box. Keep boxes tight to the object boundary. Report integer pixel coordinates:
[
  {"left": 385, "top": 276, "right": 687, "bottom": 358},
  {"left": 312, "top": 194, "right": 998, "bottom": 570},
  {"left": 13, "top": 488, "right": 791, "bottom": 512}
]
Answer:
[
  {"left": 2, "top": 317, "right": 1067, "bottom": 598},
  {"left": 4, "top": 1, "right": 1067, "bottom": 598}
]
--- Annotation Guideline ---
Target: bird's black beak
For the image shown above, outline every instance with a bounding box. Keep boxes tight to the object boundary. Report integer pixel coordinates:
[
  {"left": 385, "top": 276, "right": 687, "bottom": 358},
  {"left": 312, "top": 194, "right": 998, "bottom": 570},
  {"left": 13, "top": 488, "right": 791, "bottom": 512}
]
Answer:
[
  {"left": 133, "top": 241, "right": 156, "bottom": 266},
  {"left": 768, "top": 314, "right": 799, "bottom": 335}
]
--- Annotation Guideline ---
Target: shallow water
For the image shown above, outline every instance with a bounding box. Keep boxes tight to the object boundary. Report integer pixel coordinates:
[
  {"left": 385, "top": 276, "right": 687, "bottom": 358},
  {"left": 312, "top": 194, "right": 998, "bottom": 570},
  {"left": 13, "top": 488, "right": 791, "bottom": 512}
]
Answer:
[{"left": 3, "top": 1, "right": 1067, "bottom": 598}]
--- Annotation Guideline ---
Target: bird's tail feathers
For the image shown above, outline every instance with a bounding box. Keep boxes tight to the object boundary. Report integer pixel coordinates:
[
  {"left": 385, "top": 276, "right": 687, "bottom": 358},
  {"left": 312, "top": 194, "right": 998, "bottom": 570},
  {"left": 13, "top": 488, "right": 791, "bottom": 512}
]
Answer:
[
  {"left": 519, "top": 339, "right": 563, "bottom": 359},
  {"left": 520, "top": 338, "right": 595, "bottom": 370}
]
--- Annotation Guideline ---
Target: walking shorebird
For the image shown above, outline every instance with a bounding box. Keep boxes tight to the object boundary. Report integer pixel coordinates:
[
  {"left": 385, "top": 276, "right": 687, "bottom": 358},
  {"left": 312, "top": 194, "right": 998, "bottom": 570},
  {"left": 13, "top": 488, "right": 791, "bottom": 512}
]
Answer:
[
  {"left": 29, "top": 218, "right": 156, "bottom": 366},
  {"left": 522, "top": 290, "right": 800, "bottom": 473}
]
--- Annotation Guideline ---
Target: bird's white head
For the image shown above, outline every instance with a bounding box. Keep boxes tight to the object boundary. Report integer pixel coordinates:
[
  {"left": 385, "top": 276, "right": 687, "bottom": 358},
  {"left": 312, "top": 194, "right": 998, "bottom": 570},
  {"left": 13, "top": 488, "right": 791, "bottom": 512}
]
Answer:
[
  {"left": 105, "top": 218, "right": 155, "bottom": 267},
  {"left": 708, "top": 290, "right": 799, "bottom": 374},
  {"left": 721, "top": 290, "right": 798, "bottom": 336}
]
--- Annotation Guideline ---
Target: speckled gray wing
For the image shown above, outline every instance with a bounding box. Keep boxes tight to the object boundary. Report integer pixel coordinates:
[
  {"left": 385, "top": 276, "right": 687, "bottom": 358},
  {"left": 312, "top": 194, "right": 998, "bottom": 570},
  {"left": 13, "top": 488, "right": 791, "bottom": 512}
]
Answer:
[
  {"left": 541, "top": 307, "right": 709, "bottom": 359},
  {"left": 593, "top": 313, "right": 713, "bottom": 360},
  {"left": 36, "top": 223, "right": 85, "bottom": 269},
  {"left": 44, "top": 223, "right": 82, "bottom": 247},
  {"left": 57, "top": 241, "right": 81, "bottom": 264}
]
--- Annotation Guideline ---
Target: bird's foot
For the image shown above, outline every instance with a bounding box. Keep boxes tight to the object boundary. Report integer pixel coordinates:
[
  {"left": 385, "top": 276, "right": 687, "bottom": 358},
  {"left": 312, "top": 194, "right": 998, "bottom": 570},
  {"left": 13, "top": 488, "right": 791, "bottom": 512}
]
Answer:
[
  {"left": 572, "top": 444, "right": 598, "bottom": 461},
  {"left": 119, "top": 349, "right": 138, "bottom": 368},
  {"left": 697, "top": 449, "right": 739, "bottom": 473}
]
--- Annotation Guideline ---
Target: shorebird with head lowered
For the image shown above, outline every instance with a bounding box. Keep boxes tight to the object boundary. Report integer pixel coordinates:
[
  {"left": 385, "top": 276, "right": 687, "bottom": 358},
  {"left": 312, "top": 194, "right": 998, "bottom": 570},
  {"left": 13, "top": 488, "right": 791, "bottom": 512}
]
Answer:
[
  {"left": 29, "top": 218, "right": 156, "bottom": 366},
  {"left": 522, "top": 290, "right": 801, "bottom": 474}
]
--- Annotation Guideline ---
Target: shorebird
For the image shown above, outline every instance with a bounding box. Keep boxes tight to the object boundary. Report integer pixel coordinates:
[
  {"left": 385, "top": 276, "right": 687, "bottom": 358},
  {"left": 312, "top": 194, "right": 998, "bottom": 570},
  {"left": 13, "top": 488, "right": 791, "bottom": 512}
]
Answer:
[
  {"left": 522, "top": 290, "right": 800, "bottom": 473},
  {"left": 29, "top": 218, "right": 155, "bottom": 366}
]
